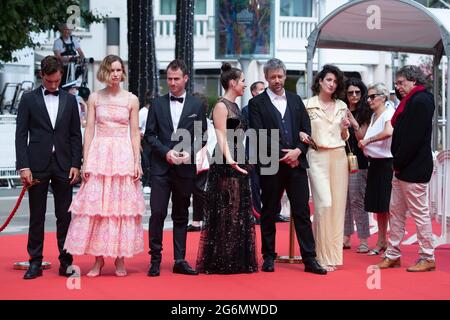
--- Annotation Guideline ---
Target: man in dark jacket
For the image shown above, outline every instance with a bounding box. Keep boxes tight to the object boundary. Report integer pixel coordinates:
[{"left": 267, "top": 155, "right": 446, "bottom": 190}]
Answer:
[
  {"left": 377, "top": 65, "right": 436, "bottom": 272},
  {"left": 15, "top": 56, "right": 82, "bottom": 279},
  {"left": 145, "top": 59, "right": 207, "bottom": 277},
  {"left": 249, "top": 58, "right": 326, "bottom": 275}
]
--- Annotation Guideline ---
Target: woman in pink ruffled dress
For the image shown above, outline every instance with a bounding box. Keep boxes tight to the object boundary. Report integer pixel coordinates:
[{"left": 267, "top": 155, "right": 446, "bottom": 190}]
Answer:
[{"left": 64, "top": 55, "right": 145, "bottom": 277}]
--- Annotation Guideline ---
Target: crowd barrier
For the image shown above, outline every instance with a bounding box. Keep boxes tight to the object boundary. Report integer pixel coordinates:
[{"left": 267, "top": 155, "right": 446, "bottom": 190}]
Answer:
[
  {"left": 430, "top": 149, "right": 450, "bottom": 246},
  {"left": 0, "top": 115, "right": 18, "bottom": 188}
]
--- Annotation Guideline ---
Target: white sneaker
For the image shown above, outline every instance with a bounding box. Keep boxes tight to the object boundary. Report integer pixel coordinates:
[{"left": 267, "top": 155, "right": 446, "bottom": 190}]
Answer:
[{"left": 143, "top": 186, "right": 151, "bottom": 194}]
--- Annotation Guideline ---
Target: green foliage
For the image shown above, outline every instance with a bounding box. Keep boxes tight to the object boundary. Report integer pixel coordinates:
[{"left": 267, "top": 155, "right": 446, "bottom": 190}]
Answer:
[
  {"left": 0, "top": 0, "right": 104, "bottom": 64},
  {"left": 207, "top": 96, "right": 219, "bottom": 116}
]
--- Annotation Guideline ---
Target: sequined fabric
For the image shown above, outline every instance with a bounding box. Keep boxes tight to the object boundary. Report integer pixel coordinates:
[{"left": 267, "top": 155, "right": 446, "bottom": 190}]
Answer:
[{"left": 196, "top": 98, "right": 258, "bottom": 274}]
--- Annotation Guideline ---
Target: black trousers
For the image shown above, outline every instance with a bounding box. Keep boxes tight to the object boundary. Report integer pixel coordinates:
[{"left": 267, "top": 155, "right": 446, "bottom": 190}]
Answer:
[
  {"left": 249, "top": 165, "right": 262, "bottom": 213},
  {"left": 27, "top": 154, "right": 73, "bottom": 266},
  {"left": 192, "top": 170, "right": 208, "bottom": 222},
  {"left": 259, "top": 164, "right": 316, "bottom": 262},
  {"left": 250, "top": 165, "right": 281, "bottom": 215},
  {"left": 149, "top": 169, "right": 194, "bottom": 264}
]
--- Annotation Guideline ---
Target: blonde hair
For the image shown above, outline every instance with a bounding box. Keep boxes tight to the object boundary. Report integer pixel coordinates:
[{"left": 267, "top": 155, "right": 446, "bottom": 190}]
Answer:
[
  {"left": 367, "top": 82, "right": 389, "bottom": 102},
  {"left": 96, "top": 55, "right": 126, "bottom": 84}
]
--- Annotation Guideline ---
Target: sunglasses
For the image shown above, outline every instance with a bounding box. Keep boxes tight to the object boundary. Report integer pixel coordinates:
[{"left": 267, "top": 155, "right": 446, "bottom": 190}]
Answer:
[
  {"left": 367, "top": 93, "right": 383, "bottom": 100},
  {"left": 347, "top": 90, "right": 361, "bottom": 96}
]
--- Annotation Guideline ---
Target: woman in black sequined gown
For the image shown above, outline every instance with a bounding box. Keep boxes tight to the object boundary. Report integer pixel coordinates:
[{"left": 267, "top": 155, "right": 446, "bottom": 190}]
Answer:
[{"left": 196, "top": 63, "right": 258, "bottom": 274}]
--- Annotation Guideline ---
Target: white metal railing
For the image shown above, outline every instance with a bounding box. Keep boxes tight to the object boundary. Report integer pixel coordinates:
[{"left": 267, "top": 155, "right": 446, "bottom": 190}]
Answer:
[
  {"left": 155, "top": 16, "right": 210, "bottom": 39},
  {"left": 279, "top": 16, "right": 317, "bottom": 40},
  {"left": 430, "top": 149, "right": 450, "bottom": 246}
]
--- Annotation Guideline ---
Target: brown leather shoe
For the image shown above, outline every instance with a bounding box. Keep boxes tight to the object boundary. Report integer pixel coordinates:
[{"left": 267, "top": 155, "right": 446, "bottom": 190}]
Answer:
[
  {"left": 375, "top": 257, "right": 401, "bottom": 269},
  {"left": 406, "top": 259, "right": 436, "bottom": 272}
]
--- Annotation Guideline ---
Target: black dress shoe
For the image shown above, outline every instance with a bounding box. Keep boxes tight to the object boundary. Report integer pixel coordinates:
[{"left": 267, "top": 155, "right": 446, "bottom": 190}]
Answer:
[
  {"left": 304, "top": 259, "right": 327, "bottom": 275},
  {"left": 173, "top": 261, "right": 199, "bottom": 275},
  {"left": 59, "top": 264, "right": 76, "bottom": 277},
  {"left": 186, "top": 224, "right": 201, "bottom": 232},
  {"left": 23, "top": 264, "right": 43, "bottom": 280},
  {"left": 275, "top": 215, "right": 290, "bottom": 223},
  {"left": 262, "top": 258, "right": 275, "bottom": 272},
  {"left": 148, "top": 263, "right": 160, "bottom": 277}
]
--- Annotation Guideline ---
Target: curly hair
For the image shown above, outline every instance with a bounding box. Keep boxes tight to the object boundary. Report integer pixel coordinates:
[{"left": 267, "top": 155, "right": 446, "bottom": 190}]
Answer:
[
  {"left": 396, "top": 65, "right": 427, "bottom": 86},
  {"left": 311, "top": 64, "right": 344, "bottom": 100}
]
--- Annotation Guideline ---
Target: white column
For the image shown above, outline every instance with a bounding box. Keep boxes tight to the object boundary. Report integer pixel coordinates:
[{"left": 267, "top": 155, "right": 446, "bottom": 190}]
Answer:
[{"left": 239, "top": 58, "right": 251, "bottom": 108}]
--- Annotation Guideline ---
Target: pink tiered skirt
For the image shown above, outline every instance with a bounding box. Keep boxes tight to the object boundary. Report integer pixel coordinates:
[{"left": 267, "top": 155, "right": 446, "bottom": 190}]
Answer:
[{"left": 64, "top": 136, "right": 145, "bottom": 258}]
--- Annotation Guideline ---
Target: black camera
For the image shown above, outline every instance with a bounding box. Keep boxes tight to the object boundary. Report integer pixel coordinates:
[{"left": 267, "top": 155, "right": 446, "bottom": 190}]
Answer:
[{"left": 80, "top": 57, "right": 94, "bottom": 64}]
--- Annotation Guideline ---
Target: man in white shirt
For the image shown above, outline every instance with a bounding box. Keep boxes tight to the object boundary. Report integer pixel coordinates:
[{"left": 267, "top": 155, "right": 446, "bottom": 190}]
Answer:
[
  {"left": 249, "top": 58, "right": 326, "bottom": 275},
  {"left": 15, "top": 56, "right": 82, "bottom": 280},
  {"left": 145, "top": 59, "right": 207, "bottom": 277}
]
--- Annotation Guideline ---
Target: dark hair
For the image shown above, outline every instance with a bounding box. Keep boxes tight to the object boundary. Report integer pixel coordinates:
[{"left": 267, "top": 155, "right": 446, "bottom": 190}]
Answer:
[
  {"left": 41, "top": 55, "right": 64, "bottom": 75},
  {"left": 250, "top": 81, "right": 264, "bottom": 93},
  {"left": 311, "top": 64, "right": 344, "bottom": 99},
  {"left": 343, "top": 78, "right": 372, "bottom": 126},
  {"left": 167, "top": 59, "right": 188, "bottom": 76},
  {"left": 192, "top": 92, "right": 209, "bottom": 114},
  {"left": 396, "top": 65, "right": 427, "bottom": 86},
  {"left": 220, "top": 62, "right": 242, "bottom": 90},
  {"left": 78, "top": 87, "right": 91, "bottom": 101}
]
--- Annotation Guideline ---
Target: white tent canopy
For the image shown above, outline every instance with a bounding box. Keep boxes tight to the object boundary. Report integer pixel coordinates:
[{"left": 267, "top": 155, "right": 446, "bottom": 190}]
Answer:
[{"left": 306, "top": 0, "right": 450, "bottom": 150}]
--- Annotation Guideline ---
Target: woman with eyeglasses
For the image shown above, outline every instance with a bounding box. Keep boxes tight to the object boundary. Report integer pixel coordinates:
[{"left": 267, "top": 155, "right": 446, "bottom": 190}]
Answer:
[
  {"left": 304, "top": 64, "right": 350, "bottom": 272},
  {"left": 358, "top": 83, "right": 394, "bottom": 256},
  {"left": 342, "top": 78, "right": 373, "bottom": 254}
]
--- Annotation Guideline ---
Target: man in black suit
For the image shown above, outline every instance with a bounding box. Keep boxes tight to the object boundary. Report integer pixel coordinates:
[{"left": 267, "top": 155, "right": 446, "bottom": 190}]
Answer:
[
  {"left": 242, "top": 81, "right": 289, "bottom": 224},
  {"left": 145, "top": 59, "right": 207, "bottom": 276},
  {"left": 249, "top": 58, "right": 326, "bottom": 275},
  {"left": 15, "top": 55, "right": 82, "bottom": 279}
]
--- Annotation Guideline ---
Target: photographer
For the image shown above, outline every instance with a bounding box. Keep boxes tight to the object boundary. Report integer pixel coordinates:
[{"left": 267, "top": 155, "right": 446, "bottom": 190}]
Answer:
[{"left": 53, "top": 23, "right": 85, "bottom": 86}]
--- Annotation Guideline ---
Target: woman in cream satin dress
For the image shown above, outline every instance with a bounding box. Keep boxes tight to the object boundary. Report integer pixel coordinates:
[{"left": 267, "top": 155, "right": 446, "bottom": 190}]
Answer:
[{"left": 304, "top": 65, "right": 350, "bottom": 272}]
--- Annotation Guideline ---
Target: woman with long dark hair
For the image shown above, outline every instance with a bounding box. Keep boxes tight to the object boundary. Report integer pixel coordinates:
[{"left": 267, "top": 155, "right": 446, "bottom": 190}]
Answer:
[{"left": 342, "top": 78, "right": 372, "bottom": 253}]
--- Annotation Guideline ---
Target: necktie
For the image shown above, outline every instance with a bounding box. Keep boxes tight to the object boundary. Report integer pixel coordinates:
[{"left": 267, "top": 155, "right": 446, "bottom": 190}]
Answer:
[
  {"left": 170, "top": 95, "right": 184, "bottom": 103},
  {"left": 44, "top": 89, "right": 59, "bottom": 96}
]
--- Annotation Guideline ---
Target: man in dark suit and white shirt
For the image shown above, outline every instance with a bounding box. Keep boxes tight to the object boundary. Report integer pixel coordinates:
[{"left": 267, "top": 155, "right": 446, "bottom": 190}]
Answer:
[
  {"left": 145, "top": 59, "right": 207, "bottom": 277},
  {"left": 249, "top": 58, "right": 326, "bottom": 275},
  {"left": 242, "top": 81, "right": 289, "bottom": 224},
  {"left": 15, "top": 55, "right": 82, "bottom": 279}
]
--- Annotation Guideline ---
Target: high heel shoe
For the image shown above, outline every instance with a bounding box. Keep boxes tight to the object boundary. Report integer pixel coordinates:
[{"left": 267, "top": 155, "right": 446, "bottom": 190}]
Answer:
[
  {"left": 324, "top": 265, "right": 337, "bottom": 272},
  {"left": 86, "top": 258, "right": 104, "bottom": 277},
  {"left": 114, "top": 257, "right": 127, "bottom": 277}
]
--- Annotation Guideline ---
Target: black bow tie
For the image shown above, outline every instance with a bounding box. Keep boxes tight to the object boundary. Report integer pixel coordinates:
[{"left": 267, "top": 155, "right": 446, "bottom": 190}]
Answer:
[
  {"left": 170, "top": 95, "right": 184, "bottom": 103},
  {"left": 44, "top": 89, "right": 59, "bottom": 96}
]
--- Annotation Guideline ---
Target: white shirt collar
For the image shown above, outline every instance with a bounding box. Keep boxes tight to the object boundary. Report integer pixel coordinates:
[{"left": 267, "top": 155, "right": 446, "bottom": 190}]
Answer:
[
  {"left": 266, "top": 88, "right": 286, "bottom": 100},
  {"left": 170, "top": 91, "right": 187, "bottom": 99}
]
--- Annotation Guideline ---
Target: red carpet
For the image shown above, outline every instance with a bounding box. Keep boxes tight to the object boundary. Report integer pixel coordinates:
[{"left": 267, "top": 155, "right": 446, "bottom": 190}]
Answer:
[{"left": 1, "top": 222, "right": 450, "bottom": 300}]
